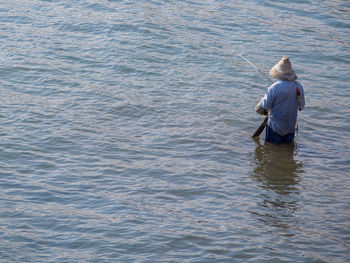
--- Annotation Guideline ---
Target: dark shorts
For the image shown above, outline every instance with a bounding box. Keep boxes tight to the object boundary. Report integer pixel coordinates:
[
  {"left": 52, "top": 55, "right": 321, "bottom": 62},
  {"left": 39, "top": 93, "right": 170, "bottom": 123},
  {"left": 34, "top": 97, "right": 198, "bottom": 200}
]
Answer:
[{"left": 265, "top": 125, "right": 295, "bottom": 144}]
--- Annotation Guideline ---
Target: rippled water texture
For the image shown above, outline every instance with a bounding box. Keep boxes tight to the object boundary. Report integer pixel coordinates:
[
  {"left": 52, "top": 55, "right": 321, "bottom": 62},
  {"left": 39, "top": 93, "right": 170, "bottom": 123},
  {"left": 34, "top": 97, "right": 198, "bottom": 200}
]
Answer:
[{"left": 1, "top": 0, "right": 349, "bottom": 262}]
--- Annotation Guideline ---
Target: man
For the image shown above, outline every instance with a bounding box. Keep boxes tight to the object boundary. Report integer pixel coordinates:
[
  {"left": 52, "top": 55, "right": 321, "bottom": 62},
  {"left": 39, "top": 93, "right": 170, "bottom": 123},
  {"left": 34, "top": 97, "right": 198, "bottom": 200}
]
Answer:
[{"left": 255, "top": 56, "right": 305, "bottom": 144}]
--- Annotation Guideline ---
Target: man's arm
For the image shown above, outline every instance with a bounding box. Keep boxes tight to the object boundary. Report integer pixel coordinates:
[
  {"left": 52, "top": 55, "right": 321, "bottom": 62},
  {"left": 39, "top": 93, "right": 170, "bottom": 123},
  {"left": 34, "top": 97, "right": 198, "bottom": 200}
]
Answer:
[
  {"left": 296, "top": 82, "right": 305, "bottom": 111},
  {"left": 255, "top": 97, "right": 268, "bottom": 115}
]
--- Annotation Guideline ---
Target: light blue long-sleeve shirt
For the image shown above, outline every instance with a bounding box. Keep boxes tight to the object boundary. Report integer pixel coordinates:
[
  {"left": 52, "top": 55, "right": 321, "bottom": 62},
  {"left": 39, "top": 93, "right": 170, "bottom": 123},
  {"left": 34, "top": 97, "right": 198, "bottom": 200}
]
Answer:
[{"left": 258, "top": 80, "right": 305, "bottom": 136}]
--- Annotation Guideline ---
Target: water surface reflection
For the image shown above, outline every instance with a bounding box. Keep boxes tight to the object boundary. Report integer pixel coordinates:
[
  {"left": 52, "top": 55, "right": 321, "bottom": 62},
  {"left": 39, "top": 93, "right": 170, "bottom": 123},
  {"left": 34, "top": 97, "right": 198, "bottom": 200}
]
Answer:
[
  {"left": 253, "top": 140, "right": 303, "bottom": 194},
  {"left": 250, "top": 140, "right": 304, "bottom": 230}
]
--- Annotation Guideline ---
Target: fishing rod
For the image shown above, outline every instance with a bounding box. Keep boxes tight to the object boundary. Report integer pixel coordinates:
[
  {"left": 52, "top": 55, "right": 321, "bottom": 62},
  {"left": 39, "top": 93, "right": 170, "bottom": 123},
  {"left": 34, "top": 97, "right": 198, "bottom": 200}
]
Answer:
[
  {"left": 202, "top": 40, "right": 273, "bottom": 138},
  {"left": 217, "top": 43, "right": 272, "bottom": 138},
  {"left": 239, "top": 53, "right": 271, "bottom": 138},
  {"left": 168, "top": 28, "right": 272, "bottom": 137}
]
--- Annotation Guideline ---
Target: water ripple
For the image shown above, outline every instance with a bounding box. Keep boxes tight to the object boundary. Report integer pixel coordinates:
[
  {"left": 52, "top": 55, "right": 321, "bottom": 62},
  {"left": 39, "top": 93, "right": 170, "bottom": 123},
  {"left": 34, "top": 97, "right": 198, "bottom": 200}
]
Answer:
[{"left": 0, "top": 0, "right": 349, "bottom": 262}]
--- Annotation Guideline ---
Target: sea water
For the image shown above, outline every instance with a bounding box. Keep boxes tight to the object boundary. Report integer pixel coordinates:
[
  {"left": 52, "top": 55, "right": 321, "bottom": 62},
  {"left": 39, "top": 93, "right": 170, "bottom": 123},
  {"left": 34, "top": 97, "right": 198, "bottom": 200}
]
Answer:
[{"left": 0, "top": 0, "right": 349, "bottom": 262}]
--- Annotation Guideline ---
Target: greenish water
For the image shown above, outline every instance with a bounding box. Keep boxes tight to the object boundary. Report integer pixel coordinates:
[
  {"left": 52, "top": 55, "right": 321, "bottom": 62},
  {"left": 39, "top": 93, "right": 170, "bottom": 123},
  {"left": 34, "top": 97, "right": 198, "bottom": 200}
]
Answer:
[{"left": 0, "top": 0, "right": 349, "bottom": 262}]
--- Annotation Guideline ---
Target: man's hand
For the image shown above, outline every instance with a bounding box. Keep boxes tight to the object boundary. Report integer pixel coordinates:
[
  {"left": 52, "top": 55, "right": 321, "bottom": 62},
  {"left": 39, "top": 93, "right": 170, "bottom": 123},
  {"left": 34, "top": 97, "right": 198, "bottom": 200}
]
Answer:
[{"left": 255, "top": 100, "right": 268, "bottom": 116}]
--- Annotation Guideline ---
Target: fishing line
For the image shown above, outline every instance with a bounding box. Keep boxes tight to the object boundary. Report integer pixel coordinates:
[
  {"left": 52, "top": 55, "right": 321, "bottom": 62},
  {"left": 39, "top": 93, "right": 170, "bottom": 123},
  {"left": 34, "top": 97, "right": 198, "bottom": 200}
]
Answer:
[
  {"left": 144, "top": 3, "right": 272, "bottom": 85},
  {"left": 226, "top": 51, "right": 273, "bottom": 84},
  {"left": 212, "top": 40, "right": 274, "bottom": 84},
  {"left": 163, "top": 22, "right": 274, "bottom": 137},
  {"left": 180, "top": 29, "right": 274, "bottom": 85}
]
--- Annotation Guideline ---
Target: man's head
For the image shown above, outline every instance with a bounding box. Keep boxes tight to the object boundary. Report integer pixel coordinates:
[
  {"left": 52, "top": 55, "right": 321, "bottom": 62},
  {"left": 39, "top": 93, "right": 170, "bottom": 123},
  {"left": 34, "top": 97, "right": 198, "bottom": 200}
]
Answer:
[{"left": 269, "top": 56, "right": 297, "bottom": 81}]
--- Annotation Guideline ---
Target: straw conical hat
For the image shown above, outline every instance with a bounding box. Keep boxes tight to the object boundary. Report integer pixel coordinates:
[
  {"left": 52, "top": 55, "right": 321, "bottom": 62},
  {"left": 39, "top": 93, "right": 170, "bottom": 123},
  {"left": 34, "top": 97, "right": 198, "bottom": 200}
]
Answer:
[{"left": 269, "top": 56, "right": 297, "bottom": 81}]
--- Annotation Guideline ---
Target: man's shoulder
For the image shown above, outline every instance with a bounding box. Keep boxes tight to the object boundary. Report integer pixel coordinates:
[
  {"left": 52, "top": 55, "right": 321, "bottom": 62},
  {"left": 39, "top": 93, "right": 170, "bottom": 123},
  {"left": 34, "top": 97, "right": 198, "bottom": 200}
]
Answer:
[
  {"left": 268, "top": 81, "right": 283, "bottom": 92},
  {"left": 295, "top": 80, "right": 303, "bottom": 88},
  {"left": 271, "top": 80, "right": 297, "bottom": 89}
]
